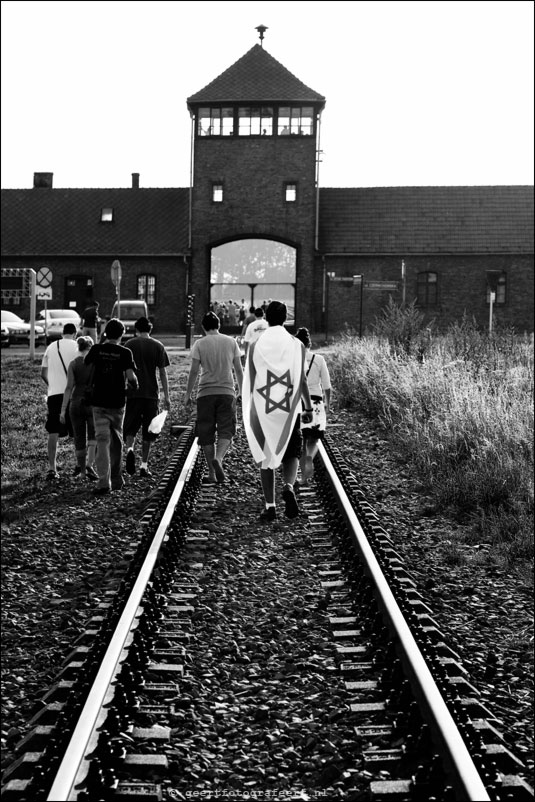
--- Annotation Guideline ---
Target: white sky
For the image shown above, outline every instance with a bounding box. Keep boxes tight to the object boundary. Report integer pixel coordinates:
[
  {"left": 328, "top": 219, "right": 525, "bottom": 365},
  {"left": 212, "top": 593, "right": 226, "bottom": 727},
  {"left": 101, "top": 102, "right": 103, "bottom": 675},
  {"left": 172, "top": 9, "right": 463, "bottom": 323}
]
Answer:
[{"left": 1, "top": 0, "right": 533, "bottom": 189}]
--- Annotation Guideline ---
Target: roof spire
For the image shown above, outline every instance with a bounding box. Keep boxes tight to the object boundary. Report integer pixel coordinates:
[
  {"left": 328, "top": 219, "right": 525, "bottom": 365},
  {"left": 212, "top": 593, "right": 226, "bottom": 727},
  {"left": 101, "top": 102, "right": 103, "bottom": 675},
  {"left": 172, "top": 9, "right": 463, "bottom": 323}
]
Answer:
[{"left": 255, "top": 24, "right": 268, "bottom": 46}]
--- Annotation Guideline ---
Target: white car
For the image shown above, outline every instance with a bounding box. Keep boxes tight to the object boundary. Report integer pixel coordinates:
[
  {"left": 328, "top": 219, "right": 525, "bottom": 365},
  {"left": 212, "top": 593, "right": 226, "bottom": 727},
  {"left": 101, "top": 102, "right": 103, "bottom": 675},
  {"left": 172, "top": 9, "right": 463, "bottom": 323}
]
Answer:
[
  {"left": 38, "top": 309, "right": 82, "bottom": 343},
  {"left": 1, "top": 310, "right": 46, "bottom": 347}
]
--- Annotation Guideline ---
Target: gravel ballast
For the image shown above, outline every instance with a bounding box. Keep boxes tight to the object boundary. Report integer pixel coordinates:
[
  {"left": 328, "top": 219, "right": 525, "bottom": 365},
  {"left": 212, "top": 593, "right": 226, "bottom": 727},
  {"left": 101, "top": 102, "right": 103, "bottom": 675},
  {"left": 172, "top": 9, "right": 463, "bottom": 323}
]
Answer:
[{"left": 1, "top": 372, "right": 533, "bottom": 792}]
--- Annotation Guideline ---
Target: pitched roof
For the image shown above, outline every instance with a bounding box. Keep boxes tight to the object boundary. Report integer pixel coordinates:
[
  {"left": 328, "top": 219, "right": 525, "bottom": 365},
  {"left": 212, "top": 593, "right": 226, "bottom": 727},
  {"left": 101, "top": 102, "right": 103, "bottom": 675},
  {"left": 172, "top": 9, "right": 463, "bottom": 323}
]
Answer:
[
  {"left": 187, "top": 44, "right": 325, "bottom": 106},
  {"left": 1, "top": 188, "right": 190, "bottom": 256},
  {"left": 318, "top": 186, "right": 534, "bottom": 254}
]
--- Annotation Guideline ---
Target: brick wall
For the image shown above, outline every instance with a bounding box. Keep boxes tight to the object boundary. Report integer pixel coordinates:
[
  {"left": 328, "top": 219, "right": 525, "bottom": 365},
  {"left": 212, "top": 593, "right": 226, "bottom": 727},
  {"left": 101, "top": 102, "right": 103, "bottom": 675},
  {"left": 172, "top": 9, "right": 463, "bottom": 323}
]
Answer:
[
  {"left": 190, "top": 136, "right": 318, "bottom": 330},
  {"left": 315, "top": 253, "right": 534, "bottom": 335}
]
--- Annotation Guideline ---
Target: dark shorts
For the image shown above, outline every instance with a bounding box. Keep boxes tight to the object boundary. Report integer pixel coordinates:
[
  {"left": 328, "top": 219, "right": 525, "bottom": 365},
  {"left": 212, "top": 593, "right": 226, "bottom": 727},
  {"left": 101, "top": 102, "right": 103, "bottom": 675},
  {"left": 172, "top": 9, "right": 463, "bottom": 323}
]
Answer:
[
  {"left": 196, "top": 394, "right": 236, "bottom": 445},
  {"left": 281, "top": 417, "right": 303, "bottom": 462},
  {"left": 123, "top": 397, "right": 160, "bottom": 441},
  {"left": 46, "top": 393, "right": 73, "bottom": 438}
]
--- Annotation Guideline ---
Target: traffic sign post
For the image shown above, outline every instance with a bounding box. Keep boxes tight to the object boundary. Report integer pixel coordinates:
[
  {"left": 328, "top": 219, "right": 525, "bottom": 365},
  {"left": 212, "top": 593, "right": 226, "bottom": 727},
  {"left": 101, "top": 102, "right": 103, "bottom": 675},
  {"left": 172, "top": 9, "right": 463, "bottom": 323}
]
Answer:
[
  {"left": 111, "top": 260, "right": 122, "bottom": 319},
  {"left": 35, "top": 267, "right": 53, "bottom": 341}
]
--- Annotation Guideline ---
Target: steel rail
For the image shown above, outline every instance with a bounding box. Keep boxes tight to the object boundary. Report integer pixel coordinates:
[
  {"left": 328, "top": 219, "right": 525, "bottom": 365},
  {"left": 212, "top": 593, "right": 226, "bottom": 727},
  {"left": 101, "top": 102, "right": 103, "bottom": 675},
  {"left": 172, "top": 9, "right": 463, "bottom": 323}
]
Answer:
[
  {"left": 318, "top": 440, "right": 491, "bottom": 802},
  {"left": 46, "top": 438, "right": 200, "bottom": 802}
]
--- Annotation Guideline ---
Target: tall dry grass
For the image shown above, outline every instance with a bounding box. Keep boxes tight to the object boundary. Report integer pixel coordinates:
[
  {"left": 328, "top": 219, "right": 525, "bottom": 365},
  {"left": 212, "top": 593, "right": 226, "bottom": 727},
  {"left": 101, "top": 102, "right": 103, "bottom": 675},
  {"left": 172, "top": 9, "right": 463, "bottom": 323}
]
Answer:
[{"left": 328, "top": 312, "right": 534, "bottom": 561}]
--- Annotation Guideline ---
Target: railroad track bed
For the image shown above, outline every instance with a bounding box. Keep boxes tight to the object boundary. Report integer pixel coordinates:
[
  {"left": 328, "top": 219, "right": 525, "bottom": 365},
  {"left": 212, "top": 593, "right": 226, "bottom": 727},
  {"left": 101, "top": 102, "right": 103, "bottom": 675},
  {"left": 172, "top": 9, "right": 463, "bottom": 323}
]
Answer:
[{"left": 2, "top": 422, "right": 533, "bottom": 800}]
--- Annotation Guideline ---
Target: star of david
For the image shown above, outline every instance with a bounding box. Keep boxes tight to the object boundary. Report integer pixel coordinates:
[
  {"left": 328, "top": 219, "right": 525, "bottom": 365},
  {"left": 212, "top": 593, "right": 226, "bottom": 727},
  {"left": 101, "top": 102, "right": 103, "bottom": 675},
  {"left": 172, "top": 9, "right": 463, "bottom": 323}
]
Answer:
[{"left": 257, "top": 369, "right": 294, "bottom": 414}]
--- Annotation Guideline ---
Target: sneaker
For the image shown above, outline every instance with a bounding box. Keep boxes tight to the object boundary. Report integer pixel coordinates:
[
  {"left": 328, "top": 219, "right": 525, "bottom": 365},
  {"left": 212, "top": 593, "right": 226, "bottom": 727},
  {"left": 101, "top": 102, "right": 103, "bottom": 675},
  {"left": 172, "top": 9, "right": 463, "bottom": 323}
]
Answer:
[
  {"left": 46, "top": 470, "right": 59, "bottom": 481},
  {"left": 259, "top": 507, "right": 277, "bottom": 522},
  {"left": 282, "top": 485, "right": 299, "bottom": 518},
  {"left": 126, "top": 449, "right": 136, "bottom": 475},
  {"left": 86, "top": 466, "right": 98, "bottom": 481},
  {"left": 212, "top": 458, "right": 226, "bottom": 483},
  {"left": 73, "top": 466, "right": 82, "bottom": 477},
  {"left": 139, "top": 467, "right": 152, "bottom": 478},
  {"left": 93, "top": 486, "right": 110, "bottom": 497},
  {"left": 202, "top": 476, "right": 217, "bottom": 485}
]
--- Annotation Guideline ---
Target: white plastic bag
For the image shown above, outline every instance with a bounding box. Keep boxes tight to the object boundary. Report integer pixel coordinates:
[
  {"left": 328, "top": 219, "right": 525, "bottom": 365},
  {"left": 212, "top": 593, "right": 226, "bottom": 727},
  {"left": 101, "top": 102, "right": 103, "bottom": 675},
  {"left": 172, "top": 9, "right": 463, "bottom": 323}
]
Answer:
[{"left": 148, "top": 410, "right": 168, "bottom": 434}]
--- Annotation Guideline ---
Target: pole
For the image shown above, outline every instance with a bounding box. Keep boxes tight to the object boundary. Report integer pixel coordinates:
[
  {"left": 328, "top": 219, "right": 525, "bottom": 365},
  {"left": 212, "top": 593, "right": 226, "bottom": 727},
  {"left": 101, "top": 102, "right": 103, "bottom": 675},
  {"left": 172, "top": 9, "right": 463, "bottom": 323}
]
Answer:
[
  {"left": 359, "top": 278, "right": 364, "bottom": 337},
  {"left": 489, "top": 291, "right": 495, "bottom": 334},
  {"left": 401, "top": 259, "right": 406, "bottom": 306},
  {"left": 29, "top": 269, "right": 36, "bottom": 361}
]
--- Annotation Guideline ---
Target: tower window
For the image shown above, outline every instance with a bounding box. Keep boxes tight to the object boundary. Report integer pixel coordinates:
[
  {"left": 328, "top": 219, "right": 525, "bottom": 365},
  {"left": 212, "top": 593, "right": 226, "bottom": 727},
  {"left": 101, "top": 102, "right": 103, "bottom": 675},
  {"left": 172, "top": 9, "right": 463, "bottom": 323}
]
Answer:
[
  {"left": 100, "top": 207, "right": 114, "bottom": 222},
  {"left": 212, "top": 184, "right": 224, "bottom": 203},
  {"left": 137, "top": 274, "right": 156, "bottom": 306},
  {"left": 238, "top": 106, "right": 273, "bottom": 136},
  {"left": 278, "top": 106, "right": 314, "bottom": 135},
  {"left": 285, "top": 183, "right": 297, "bottom": 202},
  {"left": 417, "top": 272, "right": 438, "bottom": 306},
  {"left": 198, "top": 107, "right": 234, "bottom": 136},
  {"left": 486, "top": 272, "right": 506, "bottom": 304}
]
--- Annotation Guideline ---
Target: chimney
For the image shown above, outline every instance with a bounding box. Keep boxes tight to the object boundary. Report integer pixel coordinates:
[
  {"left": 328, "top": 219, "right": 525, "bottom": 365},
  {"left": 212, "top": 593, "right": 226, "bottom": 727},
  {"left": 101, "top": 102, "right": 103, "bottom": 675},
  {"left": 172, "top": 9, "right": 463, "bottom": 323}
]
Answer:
[
  {"left": 132, "top": 173, "right": 140, "bottom": 189},
  {"left": 33, "top": 172, "right": 53, "bottom": 188}
]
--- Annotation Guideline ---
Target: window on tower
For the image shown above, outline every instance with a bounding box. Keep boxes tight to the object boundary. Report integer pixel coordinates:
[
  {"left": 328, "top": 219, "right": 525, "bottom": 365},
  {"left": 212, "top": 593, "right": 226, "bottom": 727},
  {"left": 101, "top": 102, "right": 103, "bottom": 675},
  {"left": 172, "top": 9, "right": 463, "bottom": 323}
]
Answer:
[
  {"left": 198, "top": 107, "right": 234, "bottom": 136},
  {"left": 238, "top": 107, "right": 274, "bottom": 136},
  {"left": 277, "top": 106, "right": 314, "bottom": 136},
  {"left": 212, "top": 184, "right": 224, "bottom": 203}
]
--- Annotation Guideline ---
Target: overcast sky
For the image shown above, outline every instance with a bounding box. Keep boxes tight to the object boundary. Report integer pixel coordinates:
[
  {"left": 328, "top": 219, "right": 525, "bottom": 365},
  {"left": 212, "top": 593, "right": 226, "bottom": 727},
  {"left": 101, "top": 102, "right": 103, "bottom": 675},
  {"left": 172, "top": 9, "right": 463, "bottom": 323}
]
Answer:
[{"left": 1, "top": 0, "right": 533, "bottom": 190}]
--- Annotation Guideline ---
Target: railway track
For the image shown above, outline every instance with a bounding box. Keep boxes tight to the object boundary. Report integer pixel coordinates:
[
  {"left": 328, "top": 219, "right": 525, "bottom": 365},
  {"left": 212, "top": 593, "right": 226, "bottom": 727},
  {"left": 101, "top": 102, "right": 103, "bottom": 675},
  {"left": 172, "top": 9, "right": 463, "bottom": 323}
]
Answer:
[{"left": 2, "top": 425, "right": 533, "bottom": 802}]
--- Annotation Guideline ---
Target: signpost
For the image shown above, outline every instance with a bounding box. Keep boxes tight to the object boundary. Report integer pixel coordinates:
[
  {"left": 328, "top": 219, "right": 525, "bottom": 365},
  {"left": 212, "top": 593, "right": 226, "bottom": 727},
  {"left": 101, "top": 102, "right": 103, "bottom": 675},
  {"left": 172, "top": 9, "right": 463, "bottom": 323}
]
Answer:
[
  {"left": 364, "top": 281, "right": 399, "bottom": 291},
  {"left": 111, "top": 260, "right": 122, "bottom": 319},
  {"left": 36, "top": 267, "right": 53, "bottom": 340}
]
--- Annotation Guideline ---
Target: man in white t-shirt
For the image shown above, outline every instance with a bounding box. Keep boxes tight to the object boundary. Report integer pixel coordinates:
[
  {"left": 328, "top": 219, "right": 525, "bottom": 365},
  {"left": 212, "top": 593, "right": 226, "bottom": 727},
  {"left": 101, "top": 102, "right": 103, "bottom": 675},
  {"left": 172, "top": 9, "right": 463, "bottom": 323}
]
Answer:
[
  {"left": 243, "top": 307, "right": 269, "bottom": 359},
  {"left": 184, "top": 312, "right": 243, "bottom": 484},
  {"left": 40, "top": 323, "right": 79, "bottom": 479}
]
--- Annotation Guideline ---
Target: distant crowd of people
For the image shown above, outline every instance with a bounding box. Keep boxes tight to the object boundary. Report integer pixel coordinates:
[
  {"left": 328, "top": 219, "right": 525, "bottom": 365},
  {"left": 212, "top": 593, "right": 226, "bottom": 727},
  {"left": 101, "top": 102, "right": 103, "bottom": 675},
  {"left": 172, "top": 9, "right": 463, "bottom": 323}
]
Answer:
[{"left": 41, "top": 300, "right": 332, "bottom": 520}]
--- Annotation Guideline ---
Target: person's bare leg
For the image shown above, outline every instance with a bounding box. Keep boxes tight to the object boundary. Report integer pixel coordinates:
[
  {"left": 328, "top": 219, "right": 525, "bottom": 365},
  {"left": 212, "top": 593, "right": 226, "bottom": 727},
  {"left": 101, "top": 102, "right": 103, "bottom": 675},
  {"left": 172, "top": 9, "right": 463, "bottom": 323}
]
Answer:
[
  {"left": 213, "top": 437, "right": 231, "bottom": 482},
  {"left": 202, "top": 444, "right": 217, "bottom": 481}
]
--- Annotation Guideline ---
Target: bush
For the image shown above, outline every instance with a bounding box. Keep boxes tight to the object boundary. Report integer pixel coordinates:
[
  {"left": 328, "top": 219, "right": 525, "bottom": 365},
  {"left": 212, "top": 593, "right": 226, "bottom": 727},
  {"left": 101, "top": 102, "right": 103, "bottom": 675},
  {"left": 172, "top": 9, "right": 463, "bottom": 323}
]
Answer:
[{"left": 327, "top": 324, "right": 534, "bottom": 559}]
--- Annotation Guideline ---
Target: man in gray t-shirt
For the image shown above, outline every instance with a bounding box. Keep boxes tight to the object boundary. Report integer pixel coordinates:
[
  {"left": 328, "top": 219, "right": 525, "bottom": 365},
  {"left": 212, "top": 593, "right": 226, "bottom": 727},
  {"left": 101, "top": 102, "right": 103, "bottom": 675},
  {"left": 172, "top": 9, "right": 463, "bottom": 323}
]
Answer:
[{"left": 185, "top": 312, "right": 243, "bottom": 484}]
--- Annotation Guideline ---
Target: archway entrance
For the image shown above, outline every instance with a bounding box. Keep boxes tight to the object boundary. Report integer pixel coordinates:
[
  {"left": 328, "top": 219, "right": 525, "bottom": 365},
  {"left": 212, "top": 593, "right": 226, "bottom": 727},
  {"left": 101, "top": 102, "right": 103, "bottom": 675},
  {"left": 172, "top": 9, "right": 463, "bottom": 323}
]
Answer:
[{"left": 210, "top": 239, "right": 296, "bottom": 329}]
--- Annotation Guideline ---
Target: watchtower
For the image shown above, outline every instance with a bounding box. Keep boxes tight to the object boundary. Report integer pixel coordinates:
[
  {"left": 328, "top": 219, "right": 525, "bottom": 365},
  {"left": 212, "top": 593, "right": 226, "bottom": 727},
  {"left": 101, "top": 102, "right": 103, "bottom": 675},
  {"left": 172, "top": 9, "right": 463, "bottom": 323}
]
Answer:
[{"left": 186, "top": 36, "right": 325, "bottom": 328}]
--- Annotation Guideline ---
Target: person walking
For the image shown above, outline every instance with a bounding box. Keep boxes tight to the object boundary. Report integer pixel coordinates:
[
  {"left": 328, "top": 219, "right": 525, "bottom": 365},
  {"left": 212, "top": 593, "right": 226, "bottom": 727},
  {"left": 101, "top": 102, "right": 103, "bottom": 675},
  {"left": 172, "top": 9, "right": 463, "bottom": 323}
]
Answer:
[
  {"left": 123, "top": 316, "right": 171, "bottom": 479},
  {"left": 241, "top": 306, "right": 256, "bottom": 335},
  {"left": 243, "top": 306, "right": 268, "bottom": 360},
  {"left": 242, "top": 301, "right": 313, "bottom": 521},
  {"left": 40, "top": 322, "right": 79, "bottom": 480},
  {"left": 84, "top": 318, "right": 138, "bottom": 497},
  {"left": 59, "top": 336, "right": 98, "bottom": 480},
  {"left": 184, "top": 311, "right": 243, "bottom": 484},
  {"left": 81, "top": 300, "right": 100, "bottom": 342},
  {"left": 294, "top": 327, "right": 332, "bottom": 484}
]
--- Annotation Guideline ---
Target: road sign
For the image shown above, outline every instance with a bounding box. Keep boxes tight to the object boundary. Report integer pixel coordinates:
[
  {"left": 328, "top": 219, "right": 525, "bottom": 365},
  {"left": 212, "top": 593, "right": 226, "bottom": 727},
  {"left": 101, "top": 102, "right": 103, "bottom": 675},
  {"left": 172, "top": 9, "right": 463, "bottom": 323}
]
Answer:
[
  {"left": 329, "top": 276, "right": 354, "bottom": 282},
  {"left": 364, "top": 281, "right": 399, "bottom": 291},
  {"left": 36, "top": 287, "right": 53, "bottom": 300},
  {"left": 111, "top": 260, "right": 122, "bottom": 284},
  {"left": 36, "top": 266, "right": 52, "bottom": 287}
]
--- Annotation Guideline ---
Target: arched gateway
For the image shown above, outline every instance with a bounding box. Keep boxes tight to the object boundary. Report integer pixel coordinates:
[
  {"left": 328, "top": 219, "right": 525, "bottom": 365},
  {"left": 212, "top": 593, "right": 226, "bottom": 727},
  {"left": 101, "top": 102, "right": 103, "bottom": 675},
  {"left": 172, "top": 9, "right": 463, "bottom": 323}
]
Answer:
[{"left": 210, "top": 239, "right": 296, "bottom": 329}]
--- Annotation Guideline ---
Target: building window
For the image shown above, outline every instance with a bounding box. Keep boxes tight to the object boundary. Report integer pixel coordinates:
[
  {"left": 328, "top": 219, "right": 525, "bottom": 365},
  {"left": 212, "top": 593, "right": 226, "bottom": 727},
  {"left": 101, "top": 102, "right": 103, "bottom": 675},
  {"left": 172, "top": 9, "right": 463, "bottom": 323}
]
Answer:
[
  {"left": 417, "top": 272, "right": 438, "bottom": 306},
  {"left": 197, "top": 107, "right": 234, "bottom": 136},
  {"left": 238, "top": 106, "right": 273, "bottom": 136},
  {"left": 277, "top": 106, "right": 314, "bottom": 136},
  {"left": 100, "top": 207, "right": 114, "bottom": 222},
  {"left": 285, "top": 183, "right": 297, "bottom": 202},
  {"left": 137, "top": 274, "right": 156, "bottom": 306},
  {"left": 486, "top": 271, "right": 506, "bottom": 304},
  {"left": 212, "top": 183, "right": 224, "bottom": 203}
]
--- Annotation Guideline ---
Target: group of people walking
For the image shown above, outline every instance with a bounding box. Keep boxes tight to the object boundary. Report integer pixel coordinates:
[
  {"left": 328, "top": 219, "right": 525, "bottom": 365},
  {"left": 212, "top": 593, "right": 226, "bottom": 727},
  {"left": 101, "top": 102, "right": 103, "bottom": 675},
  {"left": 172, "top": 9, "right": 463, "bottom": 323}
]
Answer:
[
  {"left": 41, "top": 316, "right": 170, "bottom": 497},
  {"left": 40, "top": 300, "right": 331, "bottom": 518},
  {"left": 185, "top": 300, "right": 331, "bottom": 521}
]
